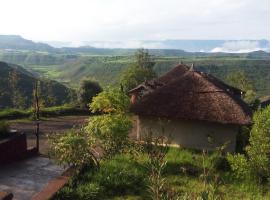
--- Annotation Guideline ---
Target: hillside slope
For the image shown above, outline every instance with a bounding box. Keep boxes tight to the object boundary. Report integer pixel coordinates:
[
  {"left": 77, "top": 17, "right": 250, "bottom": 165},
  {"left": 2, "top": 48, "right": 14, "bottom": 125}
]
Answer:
[
  {"left": 0, "top": 61, "right": 73, "bottom": 108},
  {"left": 55, "top": 56, "right": 270, "bottom": 97}
]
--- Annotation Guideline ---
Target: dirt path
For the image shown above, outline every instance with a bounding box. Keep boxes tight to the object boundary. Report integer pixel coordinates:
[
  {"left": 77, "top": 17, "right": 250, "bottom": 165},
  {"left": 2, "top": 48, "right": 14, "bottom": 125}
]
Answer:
[{"left": 10, "top": 115, "right": 89, "bottom": 155}]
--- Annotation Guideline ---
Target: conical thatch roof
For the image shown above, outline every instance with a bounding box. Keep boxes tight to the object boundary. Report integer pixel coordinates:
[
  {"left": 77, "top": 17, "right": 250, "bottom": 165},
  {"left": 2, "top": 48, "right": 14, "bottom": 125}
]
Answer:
[{"left": 130, "top": 66, "right": 252, "bottom": 125}]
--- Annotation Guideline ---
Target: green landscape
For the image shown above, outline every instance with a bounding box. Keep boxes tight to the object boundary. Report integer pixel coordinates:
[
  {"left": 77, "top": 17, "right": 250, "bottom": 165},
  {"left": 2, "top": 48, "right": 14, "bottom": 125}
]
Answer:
[{"left": 1, "top": 1, "right": 270, "bottom": 198}]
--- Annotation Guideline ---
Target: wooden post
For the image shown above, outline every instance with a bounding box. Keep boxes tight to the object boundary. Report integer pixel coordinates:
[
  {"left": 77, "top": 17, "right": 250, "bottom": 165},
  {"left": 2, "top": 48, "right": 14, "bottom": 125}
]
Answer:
[{"left": 34, "top": 81, "right": 40, "bottom": 152}]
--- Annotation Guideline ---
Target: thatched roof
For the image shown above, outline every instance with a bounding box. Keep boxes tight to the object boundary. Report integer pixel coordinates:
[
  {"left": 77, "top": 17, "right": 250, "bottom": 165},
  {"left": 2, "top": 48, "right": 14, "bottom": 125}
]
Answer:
[
  {"left": 130, "top": 65, "right": 252, "bottom": 125},
  {"left": 128, "top": 64, "right": 189, "bottom": 94}
]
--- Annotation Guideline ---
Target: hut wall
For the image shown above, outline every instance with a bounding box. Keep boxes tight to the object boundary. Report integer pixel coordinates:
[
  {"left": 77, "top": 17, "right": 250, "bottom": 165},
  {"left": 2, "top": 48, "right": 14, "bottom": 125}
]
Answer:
[{"left": 137, "top": 116, "right": 238, "bottom": 152}]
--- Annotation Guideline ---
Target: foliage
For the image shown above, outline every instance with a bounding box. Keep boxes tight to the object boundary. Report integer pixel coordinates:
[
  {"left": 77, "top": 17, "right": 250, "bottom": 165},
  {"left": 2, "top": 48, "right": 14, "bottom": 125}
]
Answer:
[
  {"left": 54, "top": 154, "right": 147, "bottom": 200},
  {"left": 0, "top": 105, "right": 88, "bottom": 120},
  {"left": 54, "top": 147, "right": 270, "bottom": 200},
  {"left": 0, "top": 61, "right": 74, "bottom": 109},
  {"left": 0, "top": 120, "right": 9, "bottom": 139},
  {"left": 145, "top": 135, "right": 180, "bottom": 200},
  {"left": 226, "top": 71, "right": 256, "bottom": 103},
  {"left": 89, "top": 88, "right": 130, "bottom": 114},
  {"left": 78, "top": 79, "right": 102, "bottom": 108},
  {"left": 86, "top": 88, "right": 132, "bottom": 157},
  {"left": 228, "top": 105, "right": 270, "bottom": 183},
  {"left": 85, "top": 114, "right": 132, "bottom": 157},
  {"left": 48, "top": 128, "right": 99, "bottom": 172},
  {"left": 120, "top": 66, "right": 157, "bottom": 92},
  {"left": 135, "top": 49, "right": 156, "bottom": 70},
  {"left": 120, "top": 49, "right": 156, "bottom": 92}
]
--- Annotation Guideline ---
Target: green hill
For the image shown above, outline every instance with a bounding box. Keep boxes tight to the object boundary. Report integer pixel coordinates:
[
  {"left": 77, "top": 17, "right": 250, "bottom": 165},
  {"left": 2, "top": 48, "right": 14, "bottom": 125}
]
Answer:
[
  {"left": 54, "top": 55, "right": 270, "bottom": 97},
  {"left": 0, "top": 61, "right": 74, "bottom": 109}
]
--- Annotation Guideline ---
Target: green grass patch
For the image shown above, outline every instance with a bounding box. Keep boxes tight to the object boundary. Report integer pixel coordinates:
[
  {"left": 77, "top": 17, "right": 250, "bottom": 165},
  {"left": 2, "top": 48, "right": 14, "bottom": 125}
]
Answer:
[
  {"left": 54, "top": 147, "right": 270, "bottom": 200},
  {"left": 0, "top": 105, "right": 90, "bottom": 120}
]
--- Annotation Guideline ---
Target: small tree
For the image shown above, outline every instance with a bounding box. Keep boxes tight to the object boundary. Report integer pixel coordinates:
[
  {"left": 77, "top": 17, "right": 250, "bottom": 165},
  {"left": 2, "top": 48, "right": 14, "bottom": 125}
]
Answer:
[
  {"left": 85, "top": 88, "right": 132, "bottom": 158},
  {"left": 49, "top": 128, "right": 99, "bottom": 173},
  {"left": 228, "top": 105, "right": 270, "bottom": 183},
  {"left": 226, "top": 71, "right": 256, "bottom": 103},
  {"left": 120, "top": 49, "right": 156, "bottom": 92},
  {"left": 78, "top": 79, "right": 102, "bottom": 108}
]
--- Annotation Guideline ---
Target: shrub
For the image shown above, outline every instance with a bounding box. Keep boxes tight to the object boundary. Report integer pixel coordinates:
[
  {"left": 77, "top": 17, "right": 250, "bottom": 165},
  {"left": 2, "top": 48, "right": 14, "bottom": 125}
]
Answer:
[
  {"left": 86, "top": 88, "right": 132, "bottom": 157},
  {"left": 0, "top": 121, "right": 10, "bottom": 139},
  {"left": 89, "top": 88, "right": 130, "bottom": 114},
  {"left": 54, "top": 154, "right": 147, "bottom": 199},
  {"left": 228, "top": 105, "right": 270, "bottom": 183},
  {"left": 48, "top": 128, "right": 99, "bottom": 172},
  {"left": 78, "top": 79, "right": 102, "bottom": 109},
  {"left": 85, "top": 114, "right": 132, "bottom": 157}
]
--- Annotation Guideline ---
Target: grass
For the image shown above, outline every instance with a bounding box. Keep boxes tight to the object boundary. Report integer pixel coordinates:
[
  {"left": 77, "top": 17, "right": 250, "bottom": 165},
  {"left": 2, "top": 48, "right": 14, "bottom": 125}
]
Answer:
[
  {"left": 0, "top": 105, "right": 90, "bottom": 120},
  {"left": 53, "top": 147, "right": 270, "bottom": 200}
]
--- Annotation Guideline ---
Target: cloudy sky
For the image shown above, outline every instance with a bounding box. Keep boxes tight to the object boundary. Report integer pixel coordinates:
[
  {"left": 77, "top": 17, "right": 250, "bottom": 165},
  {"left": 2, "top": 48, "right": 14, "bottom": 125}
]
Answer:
[{"left": 0, "top": 0, "right": 269, "bottom": 44}]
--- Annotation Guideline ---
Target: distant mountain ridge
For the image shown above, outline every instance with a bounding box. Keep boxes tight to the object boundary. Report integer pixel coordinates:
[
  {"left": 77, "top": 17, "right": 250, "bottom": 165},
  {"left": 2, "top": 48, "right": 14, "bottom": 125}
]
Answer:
[
  {"left": 0, "top": 35, "right": 270, "bottom": 55},
  {"left": 0, "top": 35, "right": 55, "bottom": 52}
]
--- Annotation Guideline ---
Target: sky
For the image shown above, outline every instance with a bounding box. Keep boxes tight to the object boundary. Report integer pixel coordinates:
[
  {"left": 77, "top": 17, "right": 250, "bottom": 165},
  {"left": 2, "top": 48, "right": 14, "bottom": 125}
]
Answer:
[{"left": 0, "top": 0, "right": 270, "bottom": 46}]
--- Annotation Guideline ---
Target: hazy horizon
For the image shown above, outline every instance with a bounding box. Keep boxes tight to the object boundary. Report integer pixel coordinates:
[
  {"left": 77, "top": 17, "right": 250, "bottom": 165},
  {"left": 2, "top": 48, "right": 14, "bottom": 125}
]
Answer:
[
  {"left": 1, "top": 0, "right": 270, "bottom": 51},
  {"left": 0, "top": 0, "right": 269, "bottom": 42}
]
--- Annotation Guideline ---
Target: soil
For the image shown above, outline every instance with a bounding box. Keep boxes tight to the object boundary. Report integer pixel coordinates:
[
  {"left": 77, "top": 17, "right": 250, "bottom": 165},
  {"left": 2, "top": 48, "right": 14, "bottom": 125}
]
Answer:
[{"left": 10, "top": 115, "right": 88, "bottom": 155}]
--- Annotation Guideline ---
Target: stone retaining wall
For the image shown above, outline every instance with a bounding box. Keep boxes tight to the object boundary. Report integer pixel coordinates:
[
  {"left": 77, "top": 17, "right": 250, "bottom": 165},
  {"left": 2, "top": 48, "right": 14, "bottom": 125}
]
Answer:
[{"left": 0, "top": 133, "right": 37, "bottom": 164}]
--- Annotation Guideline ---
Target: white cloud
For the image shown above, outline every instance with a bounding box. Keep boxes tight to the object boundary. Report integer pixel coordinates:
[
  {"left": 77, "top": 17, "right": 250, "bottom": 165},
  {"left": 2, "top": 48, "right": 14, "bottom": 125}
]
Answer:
[{"left": 211, "top": 41, "right": 269, "bottom": 53}]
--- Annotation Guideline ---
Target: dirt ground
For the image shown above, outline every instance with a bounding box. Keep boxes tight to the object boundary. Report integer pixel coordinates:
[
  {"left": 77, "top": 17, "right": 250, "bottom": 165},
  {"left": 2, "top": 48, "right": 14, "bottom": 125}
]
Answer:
[{"left": 10, "top": 115, "right": 89, "bottom": 155}]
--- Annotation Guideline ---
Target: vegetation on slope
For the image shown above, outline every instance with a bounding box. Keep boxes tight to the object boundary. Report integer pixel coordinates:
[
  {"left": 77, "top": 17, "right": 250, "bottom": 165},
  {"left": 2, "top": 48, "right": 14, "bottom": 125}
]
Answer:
[{"left": 0, "top": 61, "right": 74, "bottom": 109}]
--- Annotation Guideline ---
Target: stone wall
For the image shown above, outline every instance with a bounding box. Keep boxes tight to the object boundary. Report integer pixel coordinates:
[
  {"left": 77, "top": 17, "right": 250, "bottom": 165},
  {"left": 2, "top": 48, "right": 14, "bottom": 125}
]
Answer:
[{"left": 0, "top": 133, "right": 30, "bottom": 164}]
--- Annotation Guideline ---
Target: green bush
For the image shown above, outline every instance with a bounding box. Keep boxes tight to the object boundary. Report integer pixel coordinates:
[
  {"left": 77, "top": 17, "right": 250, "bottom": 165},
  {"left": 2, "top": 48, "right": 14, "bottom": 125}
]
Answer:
[
  {"left": 0, "top": 121, "right": 10, "bottom": 139},
  {"left": 0, "top": 109, "right": 30, "bottom": 120},
  {"left": 48, "top": 128, "right": 99, "bottom": 172},
  {"left": 86, "top": 88, "right": 132, "bottom": 157},
  {"left": 228, "top": 105, "right": 270, "bottom": 183},
  {"left": 54, "top": 154, "right": 147, "bottom": 200},
  {"left": 85, "top": 114, "right": 132, "bottom": 157}
]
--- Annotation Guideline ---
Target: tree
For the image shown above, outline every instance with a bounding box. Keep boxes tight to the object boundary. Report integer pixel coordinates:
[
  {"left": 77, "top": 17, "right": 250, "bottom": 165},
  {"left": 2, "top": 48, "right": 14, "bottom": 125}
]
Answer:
[
  {"left": 78, "top": 79, "right": 102, "bottom": 108},
  {"left": 120, "top": 49, "right": 156, "bottom": 92},
  {"left": 85, "top": 88, "right": 132, "bottom": 158},
  {"left": 228, "top": 105, "right": 270, "bottom": 183},
  {"left": 49, "top": 128, "right": 99, "bottom": 173},
  {"left": 226, "top": 71, "right": 256, "bottom": 103},
  {"left": 8, "top": 69, "right": 26, "bottom": 108},
  {"left": 90, "top": 88, "right": 130, "bottom": 114},
  {"left": 135, "top": 48, "right": 155, "bottom": 70}
]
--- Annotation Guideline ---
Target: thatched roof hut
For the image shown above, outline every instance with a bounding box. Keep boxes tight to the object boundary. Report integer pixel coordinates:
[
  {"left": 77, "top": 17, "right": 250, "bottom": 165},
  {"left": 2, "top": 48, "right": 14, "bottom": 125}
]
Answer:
[
  {"left": 130, "top": 64, "right": 251, "bottom": 125},
  {"left": 129, "top": 64, "right": 252, "bottom": 152}
]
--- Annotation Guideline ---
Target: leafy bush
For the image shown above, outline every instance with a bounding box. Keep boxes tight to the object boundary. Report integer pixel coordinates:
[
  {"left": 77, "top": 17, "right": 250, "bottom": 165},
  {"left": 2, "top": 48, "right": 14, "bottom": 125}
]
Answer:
[
  {"left": 228, "top": 105, "right": 270, "bottom": 183},
  {"left": 54, "top": 154, "right": 147, "bottom": 200},
  {"left": 0, "top": 120, "right": 9, "bottom": 139},
  {"left": 78, "top": 79, "right": 102, "bottom": 108},
  {"left": 0, "top": 108, "right": 30, "bottom": 120},
  {"left": 89, "top": 88, "right": 130, "bottom": 114},
  {"left": 85, "top": 114, "right": 132, "bottom": 157},
  {"left": 86, "top": 88, "right": 132, "bottom": 157},
  {"left": 0, "top": 105, "right": 89, "bottom": 120},
  {"left": 48, "top": 128, "right": 99, "bottom": 172}
]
